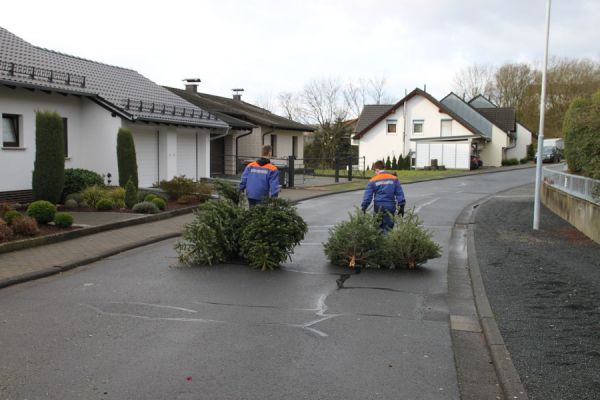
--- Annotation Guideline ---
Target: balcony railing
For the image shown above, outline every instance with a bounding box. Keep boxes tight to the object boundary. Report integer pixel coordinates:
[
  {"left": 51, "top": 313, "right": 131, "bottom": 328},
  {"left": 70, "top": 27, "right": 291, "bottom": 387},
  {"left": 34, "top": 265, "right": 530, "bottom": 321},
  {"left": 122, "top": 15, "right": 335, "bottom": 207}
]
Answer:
[{"left": 543, "top": 164, "right": 600, "bottom": 205}]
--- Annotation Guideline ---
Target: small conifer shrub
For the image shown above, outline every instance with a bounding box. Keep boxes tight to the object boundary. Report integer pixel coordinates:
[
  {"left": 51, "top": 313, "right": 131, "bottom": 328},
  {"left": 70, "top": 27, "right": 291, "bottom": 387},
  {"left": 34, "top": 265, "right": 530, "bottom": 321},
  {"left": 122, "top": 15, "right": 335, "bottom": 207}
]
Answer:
[
  {"left": 116, "top": 128, "right": 138, "bottom": 188},
  {"left": 32, "top": 111, "right": 65, "bottom": 203},
  {"left": 132, "top": 201, "right": 159, "bottom": 214},
  {"left": 124, "top": 178, "right": 138, "bottom": 209},
  {"left": 54, "top": 212, "right": 74, "bottom": 228},
  {"left": 96, "top": 198, "right": 115, "bottom": 211},
  {"left": 26, "top": 200, "right": 57, "bottom": 224},
  {"left": 3, "top": 210, "right": 22, "bottom": 225}
]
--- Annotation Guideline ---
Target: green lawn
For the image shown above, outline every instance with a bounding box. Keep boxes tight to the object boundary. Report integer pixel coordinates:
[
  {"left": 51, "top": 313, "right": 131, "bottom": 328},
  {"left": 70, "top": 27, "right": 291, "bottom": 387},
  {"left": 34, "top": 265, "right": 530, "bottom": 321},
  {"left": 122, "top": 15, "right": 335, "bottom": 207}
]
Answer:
[{"left": 311, "top": 169, "right": 467, "bottom": 192}]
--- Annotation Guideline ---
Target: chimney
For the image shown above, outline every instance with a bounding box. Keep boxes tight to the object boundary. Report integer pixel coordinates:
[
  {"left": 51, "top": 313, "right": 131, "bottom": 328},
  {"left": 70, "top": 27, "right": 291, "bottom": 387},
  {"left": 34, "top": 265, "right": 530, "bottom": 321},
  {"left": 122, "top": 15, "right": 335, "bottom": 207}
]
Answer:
[
  {"left": 183, "top": 78, "right": 201, "bottom": 93},
  {"left": 232, "top": 88, "right": 244, "bottom": 101}
]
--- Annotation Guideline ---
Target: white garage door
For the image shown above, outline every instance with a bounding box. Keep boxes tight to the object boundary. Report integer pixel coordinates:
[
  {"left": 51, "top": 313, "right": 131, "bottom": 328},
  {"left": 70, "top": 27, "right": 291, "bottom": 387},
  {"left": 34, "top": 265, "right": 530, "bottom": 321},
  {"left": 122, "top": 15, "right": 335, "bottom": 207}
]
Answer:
[
  {"left": 415, "top": 142, "right": 470, "bottom": 169},
  {"left": 177, "top": 133, "right": 197, "bottom": 180},
  {"left": 133, "top": 131, "right": 158, "bottom": 187}
]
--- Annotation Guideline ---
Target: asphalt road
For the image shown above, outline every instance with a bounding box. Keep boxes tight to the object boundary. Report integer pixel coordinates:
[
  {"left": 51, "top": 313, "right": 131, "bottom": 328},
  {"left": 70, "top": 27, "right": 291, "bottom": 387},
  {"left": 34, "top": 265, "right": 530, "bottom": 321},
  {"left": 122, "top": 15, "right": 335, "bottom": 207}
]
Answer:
[
  {"left": 475, "top": 184, "right": 600, "bottom": 400},
  {"left": 0, "top": 169, "right": 535, "bottom": 400}
]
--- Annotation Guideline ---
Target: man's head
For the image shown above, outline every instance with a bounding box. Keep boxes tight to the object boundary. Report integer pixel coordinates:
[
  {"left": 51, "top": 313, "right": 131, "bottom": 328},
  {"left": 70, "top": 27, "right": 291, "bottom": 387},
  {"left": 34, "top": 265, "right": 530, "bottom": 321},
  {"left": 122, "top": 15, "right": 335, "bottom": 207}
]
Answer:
[
  {"left": 373, "top": 160, "right": 385, "bottom": 171},
  {"left": 261, "top": 145, "right": 272, "bottom": 157}
]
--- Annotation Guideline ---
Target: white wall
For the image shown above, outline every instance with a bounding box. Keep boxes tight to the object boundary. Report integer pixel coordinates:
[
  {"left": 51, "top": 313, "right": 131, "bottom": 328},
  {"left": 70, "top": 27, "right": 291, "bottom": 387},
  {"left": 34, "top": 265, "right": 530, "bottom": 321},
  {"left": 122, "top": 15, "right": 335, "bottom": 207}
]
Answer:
[
  {"left": 0, "top": 86, "right": 119, "bottom": 192},
  {"left": 506, "top": 123, "right": 533, "bottom": 161},
  {"left": 479, "top": 126, "right": 507, "bottom": 167}
]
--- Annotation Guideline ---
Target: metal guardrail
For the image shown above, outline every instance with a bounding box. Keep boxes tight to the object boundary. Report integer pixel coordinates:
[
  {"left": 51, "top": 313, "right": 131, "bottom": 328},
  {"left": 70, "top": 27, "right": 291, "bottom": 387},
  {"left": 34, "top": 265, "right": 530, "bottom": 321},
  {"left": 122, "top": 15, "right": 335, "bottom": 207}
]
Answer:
[{"left": 543, "top": 164, "right": 600, "bottom": 205}]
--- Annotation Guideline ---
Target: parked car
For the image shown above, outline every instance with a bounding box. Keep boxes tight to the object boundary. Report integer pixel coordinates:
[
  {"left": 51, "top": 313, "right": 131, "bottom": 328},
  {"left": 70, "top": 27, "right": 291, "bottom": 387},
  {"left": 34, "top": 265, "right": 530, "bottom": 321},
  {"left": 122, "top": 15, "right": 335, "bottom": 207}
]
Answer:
[{"left": 538, "top": 146, "right": 561, "bottom": 163}]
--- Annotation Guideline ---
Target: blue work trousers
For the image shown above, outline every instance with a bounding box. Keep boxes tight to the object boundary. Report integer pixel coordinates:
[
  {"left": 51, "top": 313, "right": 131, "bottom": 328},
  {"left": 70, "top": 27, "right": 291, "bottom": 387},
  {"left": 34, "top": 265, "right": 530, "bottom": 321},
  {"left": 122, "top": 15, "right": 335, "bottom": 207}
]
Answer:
[{"left": 374, "top": 204, "right": 396, "bottom": 233}]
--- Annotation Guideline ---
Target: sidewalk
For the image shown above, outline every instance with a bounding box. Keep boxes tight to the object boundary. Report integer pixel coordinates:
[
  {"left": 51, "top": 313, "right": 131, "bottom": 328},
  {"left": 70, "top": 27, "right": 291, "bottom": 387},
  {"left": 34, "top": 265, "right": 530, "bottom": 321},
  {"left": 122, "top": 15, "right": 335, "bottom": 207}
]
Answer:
[{"left": 0, "top": 187, "right": 334, "bottom": 289}]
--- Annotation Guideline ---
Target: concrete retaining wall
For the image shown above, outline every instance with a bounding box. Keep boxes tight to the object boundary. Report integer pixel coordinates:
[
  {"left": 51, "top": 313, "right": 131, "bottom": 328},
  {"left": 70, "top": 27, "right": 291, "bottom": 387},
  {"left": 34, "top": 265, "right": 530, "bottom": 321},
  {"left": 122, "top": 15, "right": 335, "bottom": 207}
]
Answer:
[{"left": 542, "top": 183, "right": 600, "bottom": 244}]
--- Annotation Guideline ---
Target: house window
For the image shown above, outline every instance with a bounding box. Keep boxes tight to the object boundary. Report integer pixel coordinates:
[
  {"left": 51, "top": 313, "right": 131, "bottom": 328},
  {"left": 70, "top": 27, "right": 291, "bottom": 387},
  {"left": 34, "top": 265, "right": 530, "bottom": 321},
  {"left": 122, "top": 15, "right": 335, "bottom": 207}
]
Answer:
[
  {"left": 413, "top": 119, "right": 424, "bottom": 135},
  {"left": 386, "top": 119, "right": 397, "bottom": 135},
  {"left": 270, "top": 134, "right": 277, "bottom": 157},
  {"left": 441, "top": 119, "right": 452, "bottom": 137},
  {"left": 292, "top": 136, "right": 298, "bottom": 158},
  {"left": 2, "top": 114, "right": 20, "bottom": 147},
  {"left": 62, "top": 118, "right": 69, "bottom": 157}
]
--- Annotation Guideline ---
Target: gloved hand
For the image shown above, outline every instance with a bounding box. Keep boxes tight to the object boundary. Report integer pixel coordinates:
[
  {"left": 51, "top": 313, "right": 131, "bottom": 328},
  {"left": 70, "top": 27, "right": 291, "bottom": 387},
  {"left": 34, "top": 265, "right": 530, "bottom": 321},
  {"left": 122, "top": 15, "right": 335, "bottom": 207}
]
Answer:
[{"left": 397, "top": 205, "right": 405, "bottom": 216}]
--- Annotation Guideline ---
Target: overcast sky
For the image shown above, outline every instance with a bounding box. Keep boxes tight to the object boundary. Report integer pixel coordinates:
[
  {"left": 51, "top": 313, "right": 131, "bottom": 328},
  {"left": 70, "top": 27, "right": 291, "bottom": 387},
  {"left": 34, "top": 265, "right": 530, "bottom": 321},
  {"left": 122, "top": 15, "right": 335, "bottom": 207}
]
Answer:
[{"left": 1, "top": 0, "right": 598, "bottom": 107}]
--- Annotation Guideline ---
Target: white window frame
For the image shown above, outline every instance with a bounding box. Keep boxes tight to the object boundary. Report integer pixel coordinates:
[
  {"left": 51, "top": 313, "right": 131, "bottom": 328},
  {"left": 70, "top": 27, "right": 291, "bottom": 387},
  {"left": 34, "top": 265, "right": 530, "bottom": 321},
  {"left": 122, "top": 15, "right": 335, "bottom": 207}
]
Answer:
[
  {"left": 412, "top": 119, "right": 424, "bottom": 136},
  {"left": 386, "top": 119, "right": 397, "bottom": 135},
  {"left": 441, "top": 119, "right": 452, "bottom": 137}
]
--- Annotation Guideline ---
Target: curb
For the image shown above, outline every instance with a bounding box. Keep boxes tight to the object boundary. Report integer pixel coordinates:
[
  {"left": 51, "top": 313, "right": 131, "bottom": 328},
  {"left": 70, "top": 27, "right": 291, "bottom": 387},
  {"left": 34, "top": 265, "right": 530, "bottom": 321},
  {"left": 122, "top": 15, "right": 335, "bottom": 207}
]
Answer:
[
  {"left": 0, "top": 205, "right": 197, "bottom": 255},
  {"left": 462, "top": 191, "right": 529, "bottom": 400}
]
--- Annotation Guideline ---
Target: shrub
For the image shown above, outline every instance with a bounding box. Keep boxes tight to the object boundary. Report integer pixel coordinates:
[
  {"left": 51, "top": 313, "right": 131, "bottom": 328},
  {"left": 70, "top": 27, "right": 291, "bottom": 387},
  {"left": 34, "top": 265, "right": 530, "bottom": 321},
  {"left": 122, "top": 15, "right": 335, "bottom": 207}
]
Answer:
[
  {"left": 81, "top": 185, "right": 105, "bottom": 209},
  {"left": 96, "top": 198, "right": 114, "bottom": 211},
  {"left": 62, "top": 168, "right": 104, "bottom": 200},
  {"left": 384, "top": 210, "right": 441, "bottom": 269},
  {"left": 151, "top": 197, "right": 166, "bottom": 211},
  {"left": 11, "top": 216, "right": 39, "bottom": 236},
  {"left": 520, "top": 158, "right": 529, "bottom": 164},
  {"left": 54, "top": 212, "right": 74, "bottom": 228},
  {"left": 177, "top": 194, "right": 199, "bottom": 204},
  {"left": 124, "top": 178, "right": 138, "bottom": 209},
  {"left": 324, "top": 209, "right": 387, "bottom": 269},
  {"left": 32, "top": 111, "right": 64, "bottom": 203},
  {"left": 144, "top": 193, "right": 158, "bottom": 202},
  {"left": 116, "top": 128, "right": 138, "bottom": 188},
  {"left": 563, "top": 90, "right": 600, "bottom": 179},
  {"left": 105, "top": 187, "right": 126, "bottom": 209},
  {"left": 213, "top": 179, "right": 242, "bottom": 205},
  {"left": 65, "top": 193, "right": 83, "bottom": 204},
  {"left": 159, "top": 175, "right": 208, "bottom": 200},
  {"left": 0, "top": 221, "right": 12, "bottom": 242},
  {"left": 175, "top": 199, "right": 244, "bottom": 266},
  {"left": 132, "top": 201, "right": 159, "bottom": 214},
  {"left": 26, "top": 200, "right": 57, "bottom": 224},
  {"left": 4, "top": 210, "right": 22, "bottom": 225},
  {"left": 0, "top": 202, "right": 13, "bottom": 219},
  {"left": 501, "top": 158, "right": 519, "bottom": 166},
  {"left": 64, "top": 199, "right": 79, "bottom": 209},
  {"left": 239, "top": 198, "right": 307, "bottom": 271}
]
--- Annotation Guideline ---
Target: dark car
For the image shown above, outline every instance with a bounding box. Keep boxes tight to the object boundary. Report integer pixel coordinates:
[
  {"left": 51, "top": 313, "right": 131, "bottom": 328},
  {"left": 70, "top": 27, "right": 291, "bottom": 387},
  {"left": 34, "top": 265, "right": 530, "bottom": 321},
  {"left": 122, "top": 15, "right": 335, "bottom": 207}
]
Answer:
[
  {"left": 470, "top": 155, "right": 483, "bottom": 170},
  {"left": 539, "top": 146, "right": 561, "bottom": 163}
]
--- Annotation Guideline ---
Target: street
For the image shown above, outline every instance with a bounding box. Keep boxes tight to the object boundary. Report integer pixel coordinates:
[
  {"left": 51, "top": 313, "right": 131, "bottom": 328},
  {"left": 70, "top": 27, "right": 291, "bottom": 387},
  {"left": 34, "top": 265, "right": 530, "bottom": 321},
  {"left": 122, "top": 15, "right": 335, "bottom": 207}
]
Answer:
[{"left": 0, "top": 169, "right": 535, "bottom": 400}]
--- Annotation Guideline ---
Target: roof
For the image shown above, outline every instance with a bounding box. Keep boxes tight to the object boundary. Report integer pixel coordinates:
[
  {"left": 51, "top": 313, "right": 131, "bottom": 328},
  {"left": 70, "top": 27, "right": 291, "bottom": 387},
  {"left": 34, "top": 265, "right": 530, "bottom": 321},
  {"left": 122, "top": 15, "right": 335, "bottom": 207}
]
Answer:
[
  {"left": 166, "top": 87, "right": 257, "bottom": 130},
  {"left": 475, "top": 107, "right": 516, "bottom": 133},
  {"left": 354, "top": 105, "right": 394, "bottom": 135},
  {"left": 353, "top": 88, "right": 488, "bottom": 140},
  {"left": 440, "top": 93, "right": 494, "bottom": 139},
  {"left": 468, "top": 95, "right": 497, "bottom": 108},
  {"left": 166, "top": 88, "right": 314, "bottom": 132},
  {"left": 0, "top": 26, "right": 226, "bottom": 129}
]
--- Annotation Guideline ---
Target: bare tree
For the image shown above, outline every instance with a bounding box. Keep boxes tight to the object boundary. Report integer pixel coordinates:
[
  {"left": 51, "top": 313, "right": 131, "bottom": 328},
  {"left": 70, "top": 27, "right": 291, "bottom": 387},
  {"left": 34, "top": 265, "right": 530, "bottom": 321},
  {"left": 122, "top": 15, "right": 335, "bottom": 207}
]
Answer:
[
  {"left": 252, "top": 92, "right": 275, "bottom": 112},
  {"left": 277, "top": 91, "right": 305, "bottom": 121},
  {"left": 342, "top": 79, "right": 368, "bottom": 119},
  {"left": 302, "top": 77, "right": 347, "bottom": 126},
  {"left": 452, "top": 64, "right": 496, "bottom": 100},
  {"left": 367, "top": 75, "right": 392, "bottom": 105}
]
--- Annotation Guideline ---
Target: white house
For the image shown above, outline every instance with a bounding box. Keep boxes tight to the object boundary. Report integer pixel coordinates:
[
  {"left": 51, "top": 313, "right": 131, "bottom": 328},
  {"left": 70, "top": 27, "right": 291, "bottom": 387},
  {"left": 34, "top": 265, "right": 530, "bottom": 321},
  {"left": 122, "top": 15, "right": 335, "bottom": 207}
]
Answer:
[
  {"left": 0, "top": 26, "right": 228, "bottom": 202},
  {"left": 352, "top": 89, "right": 532, "bottom": 170},
  {"left": 167, "top": 86, "right": 314, "bottom": 175}
]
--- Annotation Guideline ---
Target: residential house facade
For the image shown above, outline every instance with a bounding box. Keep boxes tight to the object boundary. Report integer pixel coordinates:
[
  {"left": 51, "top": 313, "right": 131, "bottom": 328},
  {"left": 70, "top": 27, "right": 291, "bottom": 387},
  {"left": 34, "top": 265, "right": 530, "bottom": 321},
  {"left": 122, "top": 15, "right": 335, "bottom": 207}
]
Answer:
[
  {"left": 167, "top": 86, "right": 314, "bottom": 175},
  {"left": 352, "top": 89, "right": 532, "bottom": 170},
  {"left": 0, "top": 27, "right": 227, "bottom": 201}
]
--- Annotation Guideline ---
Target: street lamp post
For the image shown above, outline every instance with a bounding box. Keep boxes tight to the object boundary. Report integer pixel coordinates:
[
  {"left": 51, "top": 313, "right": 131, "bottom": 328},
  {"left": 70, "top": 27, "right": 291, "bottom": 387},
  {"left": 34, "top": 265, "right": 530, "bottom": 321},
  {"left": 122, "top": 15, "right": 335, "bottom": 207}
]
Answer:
[{"left": 533, "top": 0, "right": 552, "bottom": 230}]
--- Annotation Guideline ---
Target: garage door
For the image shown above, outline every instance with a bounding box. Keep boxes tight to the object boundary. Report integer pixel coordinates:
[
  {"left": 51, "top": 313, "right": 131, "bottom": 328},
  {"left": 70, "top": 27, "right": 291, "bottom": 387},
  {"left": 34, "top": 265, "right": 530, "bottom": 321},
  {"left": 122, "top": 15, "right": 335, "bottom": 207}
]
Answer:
[
  {"left": 415, "top": 142, "right": 470, "bottom": 169},
  {"left": 133, "top": 131, "right": 158, "bottom": 187},
  {"left": 177, "top": 133, "right": 197, "bottom": 180}
]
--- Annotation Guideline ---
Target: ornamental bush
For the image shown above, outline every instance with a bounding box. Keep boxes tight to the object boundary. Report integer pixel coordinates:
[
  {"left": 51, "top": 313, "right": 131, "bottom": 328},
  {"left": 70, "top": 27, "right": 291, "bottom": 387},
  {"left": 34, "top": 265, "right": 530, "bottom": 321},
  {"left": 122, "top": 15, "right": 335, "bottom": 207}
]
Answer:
[
  {"left": 26, "top": 200, "right": 57, "bottom": 224},
  {"left": 151, "top": 197, "right": 166, "bottom": 211},
  {"left": 0, "top": 202, "right": 13, "bottom": 219},
  {"left": 385, "top": 210, "right": 441, "bottom": 269},
  {"left": 62, "top": 168, "right": 104, "bottom": 201},
  {"left": 54, "top": 212, "right": 74, "bottom": 228},
  {"left": 96, "top": 198, "right": 114, "bottom": 211},
  {"left": 213, "top": 179, "right": 242, "bottom": 205},
  {"left": 159, "top": 176, "right": 211, "bottom": 201},
  {"left": 177, "top": 194, "right": 199, "bottom": 204},
  {"left": 563, "top": 90, "right": 600, "bottom": 179},
  {"left": 64, "top": 199, "right": 79, "bottom": 209},
  {"left": 32, "top": 111, "right": 64, "bottom": 203},
  {"left": 124, "top": 178, "right": 138, "bottom": 209},
  {"left": 501, "top": 158, "right": 519, "bottom": 166},
  {"left": 81, "top": 185, "right": 105, "bottom": 209},
  {"left": 65, "top": 193, "right": 83, "bottom": 205},
  {"left": 105, "top": 187, "right": 126, "bottom": 209},
  {"left": 323, "top": 209, "right": 387, "bottom": 269},
  {"left": 116, "top": 128, "right": 138, "bottom": 188},
  {"left": 175, "top": 199, "right": 244, "bottom": 266},
  {"left": 0, "top": 221, "right": 12, "bottom": 242},
  {"left": 144, "top": 193, "right": 158, "bottom": 202},
  {"left": 132, "top": 201, "right": 159, "bottom": 214},
  {"left": 4, "top": 210, "right": 22, "bottom": 225},
  {"left": 11, "top": 216, "right": 39, "bottom": 236},
  {"left": 239, "top": 198, "right": 308, "bottom": 271}
]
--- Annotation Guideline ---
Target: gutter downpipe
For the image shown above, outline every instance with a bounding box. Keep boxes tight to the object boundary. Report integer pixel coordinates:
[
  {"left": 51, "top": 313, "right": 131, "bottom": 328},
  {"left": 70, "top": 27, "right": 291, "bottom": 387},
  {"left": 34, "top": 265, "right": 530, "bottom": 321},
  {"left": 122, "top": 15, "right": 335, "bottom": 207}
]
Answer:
[
  {"left": 210, "top": 126, "right": 230, "bottom": 141},
  {"left": 262, "top": 127, "right": 275, "bottom": 146}
]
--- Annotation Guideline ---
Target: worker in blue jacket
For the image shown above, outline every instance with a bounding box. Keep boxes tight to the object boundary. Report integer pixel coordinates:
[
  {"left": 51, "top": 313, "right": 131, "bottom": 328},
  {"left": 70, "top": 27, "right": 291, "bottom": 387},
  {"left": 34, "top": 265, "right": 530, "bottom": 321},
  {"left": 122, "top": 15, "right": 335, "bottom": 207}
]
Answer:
[
  {"left": 361, "top": 160, "right": 406, "bottom": 232},
  {"left": 239, "top": 145, "right": 280, "bottom": 206}
]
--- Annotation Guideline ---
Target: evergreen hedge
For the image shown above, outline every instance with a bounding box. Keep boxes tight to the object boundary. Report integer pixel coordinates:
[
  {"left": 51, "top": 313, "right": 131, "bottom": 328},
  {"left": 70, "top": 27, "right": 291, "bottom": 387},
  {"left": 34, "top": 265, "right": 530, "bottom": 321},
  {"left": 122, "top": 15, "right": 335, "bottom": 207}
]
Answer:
[
  {"left": 32, "top": 111, "right": 65, "bottom": 203},
  {"left": 62, "top": 168, "right": 104, "bottom": 200},
  {"left": 117, "top": 128, "right": 138, "bottom": 188},
  {"left": 563, "top": 90, "right": 600, "bottom": 179}
]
